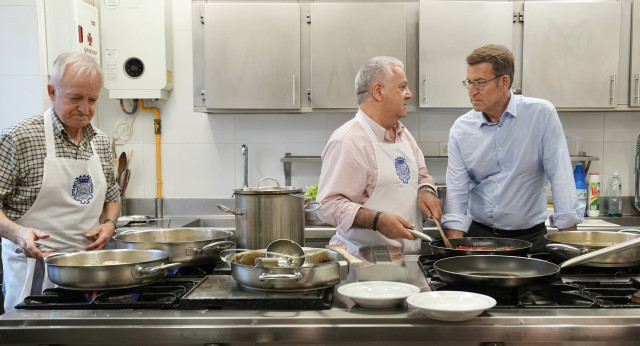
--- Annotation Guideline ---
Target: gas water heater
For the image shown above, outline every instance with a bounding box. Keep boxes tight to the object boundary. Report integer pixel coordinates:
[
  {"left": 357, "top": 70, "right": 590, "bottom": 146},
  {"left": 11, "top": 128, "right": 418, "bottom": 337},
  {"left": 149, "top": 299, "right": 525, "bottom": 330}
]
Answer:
[{"left": 100, "top": 0, "right": 173, "bottom": 99}]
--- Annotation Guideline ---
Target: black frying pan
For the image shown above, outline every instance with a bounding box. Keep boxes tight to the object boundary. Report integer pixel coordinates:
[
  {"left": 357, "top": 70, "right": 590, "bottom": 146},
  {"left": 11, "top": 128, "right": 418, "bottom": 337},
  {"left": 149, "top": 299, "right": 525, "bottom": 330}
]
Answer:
[
  {"left": 433, "top": 237, "right": 640, "bottom": 289},
  {"left": 429, "top": 237, "right": 532, "bottom": 258}
]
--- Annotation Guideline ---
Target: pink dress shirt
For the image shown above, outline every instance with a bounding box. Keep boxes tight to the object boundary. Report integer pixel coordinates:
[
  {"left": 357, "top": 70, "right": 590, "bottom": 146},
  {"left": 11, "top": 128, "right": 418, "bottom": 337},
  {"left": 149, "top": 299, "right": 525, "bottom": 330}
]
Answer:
[{"left": 316, "top": 109, "right": 437, "bottom": 233}]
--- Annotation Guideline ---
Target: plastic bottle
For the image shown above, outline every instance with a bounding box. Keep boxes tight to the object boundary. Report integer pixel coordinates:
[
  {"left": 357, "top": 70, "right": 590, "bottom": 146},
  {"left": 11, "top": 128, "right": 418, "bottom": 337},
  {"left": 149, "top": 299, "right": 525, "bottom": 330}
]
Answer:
[
  {"left": 573, "top": 162, "right": 587, "bottom": 217},
  {"left": 587, "top": 173, "right": 600, "bottom": 217},
  {"left": 608, "top": 169, "right": 622, "bottom": 217}
]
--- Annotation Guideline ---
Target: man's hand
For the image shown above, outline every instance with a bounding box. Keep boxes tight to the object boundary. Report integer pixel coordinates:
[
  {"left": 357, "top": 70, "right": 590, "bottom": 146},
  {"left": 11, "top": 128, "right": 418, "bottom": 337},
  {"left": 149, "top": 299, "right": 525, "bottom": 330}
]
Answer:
[
  {"left": 84, "top": 222, "right": 116, "bottom": 251},
  {"left": 418, "top": 187, "right": 443, "bottom": 221},
  {"left": 375, "top": 212, "right": 419, "bottom": 240},
  {"left": 14, "top": 228, "right": 52, "bottom": 260}
]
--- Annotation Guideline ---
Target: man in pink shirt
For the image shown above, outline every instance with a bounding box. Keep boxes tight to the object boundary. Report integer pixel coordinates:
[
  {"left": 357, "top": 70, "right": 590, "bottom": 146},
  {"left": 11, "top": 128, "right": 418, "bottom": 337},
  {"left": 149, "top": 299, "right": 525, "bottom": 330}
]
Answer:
[{"left": 316, "top": 56, "right": 442, "bottom": 255}]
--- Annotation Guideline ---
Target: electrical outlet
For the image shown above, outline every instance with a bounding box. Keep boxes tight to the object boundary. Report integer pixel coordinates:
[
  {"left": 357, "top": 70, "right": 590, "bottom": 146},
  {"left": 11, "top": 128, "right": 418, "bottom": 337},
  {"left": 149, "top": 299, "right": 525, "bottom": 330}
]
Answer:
[{"left": 439, "top": 142, "right": 449, "bottom": 156}]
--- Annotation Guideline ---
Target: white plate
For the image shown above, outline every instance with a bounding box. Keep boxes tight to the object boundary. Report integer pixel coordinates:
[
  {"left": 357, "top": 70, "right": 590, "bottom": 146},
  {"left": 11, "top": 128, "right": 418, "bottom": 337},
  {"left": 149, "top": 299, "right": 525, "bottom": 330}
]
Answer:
[
  {"left": 337, "top": 281, "right": 420, "bottom": 308},
  {"left": 407, "top": 291, "right": 497, "bottom": 321}
]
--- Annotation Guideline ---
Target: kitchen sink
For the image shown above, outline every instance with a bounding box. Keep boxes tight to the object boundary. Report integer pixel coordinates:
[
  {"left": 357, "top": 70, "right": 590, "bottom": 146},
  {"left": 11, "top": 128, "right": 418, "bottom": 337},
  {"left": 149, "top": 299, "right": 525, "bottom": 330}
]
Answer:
[{"left": 180, "top": 217, "right": 235, "bottom": 228}]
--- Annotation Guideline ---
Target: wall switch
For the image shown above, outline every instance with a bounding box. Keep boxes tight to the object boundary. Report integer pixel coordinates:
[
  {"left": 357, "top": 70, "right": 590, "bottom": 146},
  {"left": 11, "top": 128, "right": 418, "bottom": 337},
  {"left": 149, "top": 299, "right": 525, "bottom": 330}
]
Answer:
[{"left": 439, "top": 142, "right": 448, "bottom": 156}]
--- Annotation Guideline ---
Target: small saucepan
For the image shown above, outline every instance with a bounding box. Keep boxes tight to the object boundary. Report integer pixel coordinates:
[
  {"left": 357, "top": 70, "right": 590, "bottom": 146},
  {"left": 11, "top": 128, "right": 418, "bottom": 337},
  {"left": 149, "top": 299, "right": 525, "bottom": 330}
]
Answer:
[{"left": 433, "top": 235, "right": 640, "bottom": 289}]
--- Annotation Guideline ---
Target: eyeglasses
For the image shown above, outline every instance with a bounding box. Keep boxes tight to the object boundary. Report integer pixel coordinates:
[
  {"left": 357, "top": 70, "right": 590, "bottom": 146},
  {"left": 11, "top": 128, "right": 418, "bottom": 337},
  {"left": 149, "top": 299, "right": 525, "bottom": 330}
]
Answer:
[{"left": 462, "top": 76, "right": 500, "bottom": 90}]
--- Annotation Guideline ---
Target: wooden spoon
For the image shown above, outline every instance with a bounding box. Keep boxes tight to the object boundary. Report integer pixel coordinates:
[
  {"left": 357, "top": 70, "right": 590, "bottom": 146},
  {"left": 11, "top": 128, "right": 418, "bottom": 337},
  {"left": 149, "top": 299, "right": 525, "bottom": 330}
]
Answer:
[
  {"left": 117, "top": 152, "right": 127, "bottom": 186},
  {"left": 432, "top": 218, "right": 453, "bottom": 248}
]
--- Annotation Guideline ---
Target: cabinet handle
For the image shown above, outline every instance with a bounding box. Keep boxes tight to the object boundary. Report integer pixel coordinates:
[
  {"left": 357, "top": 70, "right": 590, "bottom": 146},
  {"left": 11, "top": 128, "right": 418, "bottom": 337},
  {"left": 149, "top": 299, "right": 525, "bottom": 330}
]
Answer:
[
  {"left": 423, "top": 73, "right": 427, "bottom": 104},
  {"left": 292, "top": 75, "right": 296, "bottom": 106},
  {"left": 609, "top": 74, "right": 616, "bottom": 106},
  {"left": 634, "top": 73, "right": 640, "bottom": 105}
]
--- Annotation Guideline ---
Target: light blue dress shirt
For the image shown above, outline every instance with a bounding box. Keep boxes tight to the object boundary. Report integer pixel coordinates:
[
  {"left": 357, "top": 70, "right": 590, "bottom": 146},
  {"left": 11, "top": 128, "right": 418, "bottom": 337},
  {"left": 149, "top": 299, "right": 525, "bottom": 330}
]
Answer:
[{"left": 442, "top": 93, "right": 584, "bottom": 233}]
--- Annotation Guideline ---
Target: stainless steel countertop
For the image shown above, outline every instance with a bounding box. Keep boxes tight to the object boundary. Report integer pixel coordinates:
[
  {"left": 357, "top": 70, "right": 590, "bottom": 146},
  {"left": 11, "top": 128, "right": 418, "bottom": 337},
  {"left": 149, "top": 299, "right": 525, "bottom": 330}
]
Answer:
[{"left": 2, "top": 256, "right": 640, "bottom": 345}]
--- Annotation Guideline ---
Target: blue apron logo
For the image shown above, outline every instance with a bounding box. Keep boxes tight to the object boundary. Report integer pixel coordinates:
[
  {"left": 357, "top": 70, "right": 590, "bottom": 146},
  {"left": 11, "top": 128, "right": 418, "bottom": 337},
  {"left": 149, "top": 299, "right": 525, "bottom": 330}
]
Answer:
[
  {"left": 72, "top": 175, "right": 94, "bottom": 204},
  {"left": 395, "top": 156, "right": 410, "bottom": 184}
]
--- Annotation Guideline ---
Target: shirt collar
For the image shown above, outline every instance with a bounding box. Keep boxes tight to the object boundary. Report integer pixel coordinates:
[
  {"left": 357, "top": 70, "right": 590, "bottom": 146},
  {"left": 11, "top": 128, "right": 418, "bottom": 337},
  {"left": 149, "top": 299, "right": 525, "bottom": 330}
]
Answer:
[
  {"left": 474, "top": 92, "right": 518, "bottom": 128},
  {"left": 50, "top": 109, "right": 96, "bottom": 143},
  {"left": 357, "top": 108, "right": 405, "bottom": 142}
]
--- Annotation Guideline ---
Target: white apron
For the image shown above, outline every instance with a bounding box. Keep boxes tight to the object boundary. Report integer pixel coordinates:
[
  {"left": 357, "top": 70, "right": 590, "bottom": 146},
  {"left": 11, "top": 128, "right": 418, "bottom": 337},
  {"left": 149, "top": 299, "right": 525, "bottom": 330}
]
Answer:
[
  {"left": 330, "top": 114, "right": 422, "bottom": 256},
  {"left": 1, "top": 107, "right": 106, "bottom": 312}
]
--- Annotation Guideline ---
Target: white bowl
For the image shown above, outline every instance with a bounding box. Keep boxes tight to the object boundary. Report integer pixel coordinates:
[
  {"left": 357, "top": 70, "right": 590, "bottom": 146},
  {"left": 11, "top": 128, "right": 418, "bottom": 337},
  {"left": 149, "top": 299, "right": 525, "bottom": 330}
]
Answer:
[
  {"left": 407, "top": 291, "right": 497, "bottom": 321},
  {"left": 337, "top": 281, "right": 420, "bottom": 308}
]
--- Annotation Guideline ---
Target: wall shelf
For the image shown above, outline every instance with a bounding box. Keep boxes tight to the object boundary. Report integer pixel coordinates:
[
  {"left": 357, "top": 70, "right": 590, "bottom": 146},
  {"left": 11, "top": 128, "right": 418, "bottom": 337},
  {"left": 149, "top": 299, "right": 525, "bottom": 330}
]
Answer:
[
  {"left": 282, "top": 153, "right": 599, "bottom": 185},
  {"left": 281, "top": 153, "right": 449, "bottom": 185}
]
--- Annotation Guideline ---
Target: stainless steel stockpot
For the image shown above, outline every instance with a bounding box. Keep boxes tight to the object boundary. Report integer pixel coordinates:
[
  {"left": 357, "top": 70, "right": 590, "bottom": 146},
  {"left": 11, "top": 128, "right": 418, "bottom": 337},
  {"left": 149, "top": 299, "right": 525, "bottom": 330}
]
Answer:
[
  {"left": 45, "top": 249, "right": 181, "bottom": 290},
  {"left": 114, "top": 228, "right": 234, "bottom": 266},
  {"left": 218, "top": 177, "right": 310, "bottom": 249},
  {"left": 222, "top": 248, "right": 348, "bottom": 292}
]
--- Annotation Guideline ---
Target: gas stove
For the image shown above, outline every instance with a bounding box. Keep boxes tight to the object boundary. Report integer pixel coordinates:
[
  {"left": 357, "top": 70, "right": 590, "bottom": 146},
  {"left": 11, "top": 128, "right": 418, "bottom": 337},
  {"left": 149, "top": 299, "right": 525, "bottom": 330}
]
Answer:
[
  {"left": 419, "top": 254, "right": 640, "bottom": 308},
  {"left": 15, "top": 261, "right": 333, "bottom": 310}
]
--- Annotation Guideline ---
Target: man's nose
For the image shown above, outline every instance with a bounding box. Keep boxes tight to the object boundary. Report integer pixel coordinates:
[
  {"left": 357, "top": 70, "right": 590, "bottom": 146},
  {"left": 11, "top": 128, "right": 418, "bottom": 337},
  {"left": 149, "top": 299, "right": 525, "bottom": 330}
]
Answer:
[
  {"left": 406, "top": 88, "right": 412, "bottom": 99},
  {"left": 77, "top": 100, "right": 91, "bottom": 113}
]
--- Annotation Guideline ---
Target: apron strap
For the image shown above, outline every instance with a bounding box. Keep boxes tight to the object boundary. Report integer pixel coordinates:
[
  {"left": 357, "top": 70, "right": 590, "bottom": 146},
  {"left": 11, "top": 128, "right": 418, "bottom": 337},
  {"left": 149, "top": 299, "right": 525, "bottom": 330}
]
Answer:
[{"left": 30, "top": 260, "right": 46, "bottom": 296}]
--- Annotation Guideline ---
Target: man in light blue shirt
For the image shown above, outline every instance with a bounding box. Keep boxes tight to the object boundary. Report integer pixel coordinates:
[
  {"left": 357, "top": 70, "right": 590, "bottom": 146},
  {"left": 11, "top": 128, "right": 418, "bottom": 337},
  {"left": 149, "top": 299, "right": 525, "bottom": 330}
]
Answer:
[{"left": 441, "top": 44, "right": 584, "bottom": 253}]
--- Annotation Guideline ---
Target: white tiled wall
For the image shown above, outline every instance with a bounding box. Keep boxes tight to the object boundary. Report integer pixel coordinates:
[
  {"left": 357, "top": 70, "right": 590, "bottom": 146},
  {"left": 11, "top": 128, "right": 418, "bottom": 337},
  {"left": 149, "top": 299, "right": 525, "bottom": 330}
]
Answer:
[{"left": 3, "top": 0, "right": 640, "bottom": 200}]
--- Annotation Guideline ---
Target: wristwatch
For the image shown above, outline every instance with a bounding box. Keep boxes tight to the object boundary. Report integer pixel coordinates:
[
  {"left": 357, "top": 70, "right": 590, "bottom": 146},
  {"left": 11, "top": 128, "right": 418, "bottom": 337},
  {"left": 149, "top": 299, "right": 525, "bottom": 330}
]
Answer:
[{"left": 102, "top": 218, "right": 117, "bottom": 230}]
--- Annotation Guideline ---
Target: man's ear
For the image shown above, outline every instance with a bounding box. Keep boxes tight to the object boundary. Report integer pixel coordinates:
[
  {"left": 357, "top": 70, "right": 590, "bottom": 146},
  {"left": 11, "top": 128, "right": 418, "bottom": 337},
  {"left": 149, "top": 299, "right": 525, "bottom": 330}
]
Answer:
[
  {"left": 499, "top": 75, "right": 510, "bottom": 91},
  {"left": 372, "top": 82, "right": 384, "bottom": 102},
  {"left": 47, "top": 84, "right": 56, "bottom": 101}
]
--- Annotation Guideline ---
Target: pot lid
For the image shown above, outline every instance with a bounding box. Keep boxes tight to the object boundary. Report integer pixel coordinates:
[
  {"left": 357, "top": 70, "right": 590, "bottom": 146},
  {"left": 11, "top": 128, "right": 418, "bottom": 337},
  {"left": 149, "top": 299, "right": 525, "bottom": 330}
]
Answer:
[{"left": 233, "top": 177, "right": 303, "bottom": 195}]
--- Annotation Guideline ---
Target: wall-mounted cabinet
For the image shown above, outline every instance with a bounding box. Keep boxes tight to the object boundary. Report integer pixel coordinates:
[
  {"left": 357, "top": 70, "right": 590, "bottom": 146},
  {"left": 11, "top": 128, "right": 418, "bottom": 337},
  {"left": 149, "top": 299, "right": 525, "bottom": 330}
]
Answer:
[
  {"left": 522, "top": 1, "right": 621, "bottom": 109},
  {"left": 200, "top": 3, "right": 300, "bottom": 110},
  {"left": 192, "top": 0, "right": 632, "bottom": 113},
  {"left": 631, "top": 0, "right": 640, "bottom": 107},
  {"left": 310, "top": 3, "right": 406, "bottom": 109},
  {"left": 418, "top": 1, "right": 513, "bottom": 108}
]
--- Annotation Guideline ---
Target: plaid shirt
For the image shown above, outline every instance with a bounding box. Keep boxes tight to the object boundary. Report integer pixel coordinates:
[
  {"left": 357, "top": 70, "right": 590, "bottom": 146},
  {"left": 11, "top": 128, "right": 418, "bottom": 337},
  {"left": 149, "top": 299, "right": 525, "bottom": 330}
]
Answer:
[{"left": 0, "top": 111, "right": 120, "bottom": 221}]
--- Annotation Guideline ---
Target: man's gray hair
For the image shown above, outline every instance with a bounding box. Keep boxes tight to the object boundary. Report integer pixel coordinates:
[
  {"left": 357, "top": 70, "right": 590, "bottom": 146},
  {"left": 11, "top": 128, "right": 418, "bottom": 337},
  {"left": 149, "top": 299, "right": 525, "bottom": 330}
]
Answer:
[
  {"left": 354, "top": 56, "right": 404, "bottom": 105},
  {"left": 49, "top": 52, "right": 102, "bottom": 89}
]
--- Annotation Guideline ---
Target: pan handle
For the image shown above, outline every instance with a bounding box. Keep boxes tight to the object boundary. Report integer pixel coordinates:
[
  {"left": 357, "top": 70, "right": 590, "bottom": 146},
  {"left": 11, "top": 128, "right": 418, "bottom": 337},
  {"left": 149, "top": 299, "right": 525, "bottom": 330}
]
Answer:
[
  {"left": 258, "top": 271, "right": 303, "bottom": 282},
  {"left": 132, "top": 262, "right": 181, "bottom": 278},
  {"left": 217, "top": 204, "right": 247, "bottom": 218},
  {"left": 189, "top": 241, "right": 235, "bottom": 256},
  {"left": 406, "top": 228, "right": 435, "bottom": 242},
  {"left": 545, "top": 243, "right": 586, "bottom": 256},
  {"left": 619, "top": 229, "right": 640, "bottom": 234},
  {"left": 327, "top": 245, "right": 364, "bottom": 266},
  {"left": 304, "top": 200, "right": 321, "bottom": 212},
  {"left": 559, "top": 236, "right": 640, "bottom": 269}
]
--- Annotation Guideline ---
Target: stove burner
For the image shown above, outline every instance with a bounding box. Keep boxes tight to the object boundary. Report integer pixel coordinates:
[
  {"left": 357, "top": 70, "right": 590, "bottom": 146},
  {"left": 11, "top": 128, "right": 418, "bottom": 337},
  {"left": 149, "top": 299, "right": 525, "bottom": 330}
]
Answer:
[
  {"left": 419, "top": 254, "right": 640, "bottom": 309},
  {"left": 17, "top": 279, "right": 198, "bottom": 310}
]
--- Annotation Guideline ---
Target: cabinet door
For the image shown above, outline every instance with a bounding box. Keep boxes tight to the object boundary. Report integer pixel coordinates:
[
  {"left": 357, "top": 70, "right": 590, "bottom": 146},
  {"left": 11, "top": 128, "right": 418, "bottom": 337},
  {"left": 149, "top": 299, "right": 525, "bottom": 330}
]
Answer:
[
  {"left": 522, "top": 2, "right": 621, "bottom": 108},
  {"left": 204, "top": 3, "right": 300, "bottom": 109},
  {"left": 631, "top": 0, "right": 640, "bottom": 107},
  {"left": 310, "top": 3, "right": 406, "bottom": 109},
  {"left": 419, "top": 1, "right": 513, "bottom": 108}
]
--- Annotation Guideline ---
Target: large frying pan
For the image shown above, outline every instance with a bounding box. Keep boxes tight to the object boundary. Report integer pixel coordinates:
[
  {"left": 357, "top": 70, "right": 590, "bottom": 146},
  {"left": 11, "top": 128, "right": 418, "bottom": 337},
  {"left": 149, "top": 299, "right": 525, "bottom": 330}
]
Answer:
[
  {"left": 433, "top": 236, "right": 640, "bottom": 289},
  {"left": 406, "top": 229, "right": 531, "bottom": 258}
]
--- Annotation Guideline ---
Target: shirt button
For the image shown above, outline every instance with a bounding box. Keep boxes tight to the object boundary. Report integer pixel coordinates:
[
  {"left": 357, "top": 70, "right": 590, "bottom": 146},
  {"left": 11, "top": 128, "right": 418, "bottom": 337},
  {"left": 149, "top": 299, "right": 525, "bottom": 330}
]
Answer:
[
  {"left": 495, "top": 204, "right": 499, "bottom": 208},
  {"left": 499, "top": 147, "right": 502, "bottom": 151},
  {"left": 497, "top": 184, "right": 501, "bottom": 187}
]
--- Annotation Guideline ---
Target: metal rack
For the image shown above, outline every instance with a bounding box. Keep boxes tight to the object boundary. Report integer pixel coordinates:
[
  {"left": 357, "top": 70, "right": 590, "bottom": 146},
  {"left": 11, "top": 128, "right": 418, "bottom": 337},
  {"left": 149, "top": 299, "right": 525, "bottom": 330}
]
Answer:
[{"left": 281, "top": 153, "right": 600, "bottom": 186}]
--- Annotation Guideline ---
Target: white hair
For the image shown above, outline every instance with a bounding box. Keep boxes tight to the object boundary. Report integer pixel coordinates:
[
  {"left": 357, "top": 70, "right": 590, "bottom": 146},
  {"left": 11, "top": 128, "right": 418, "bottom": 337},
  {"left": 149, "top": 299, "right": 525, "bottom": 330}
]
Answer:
[
  {"left": 354, "top": 56, "right": 404, "bottom": 105},
  {"left": 49, "top": 52, "right": 102, "bottom": 89}
]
